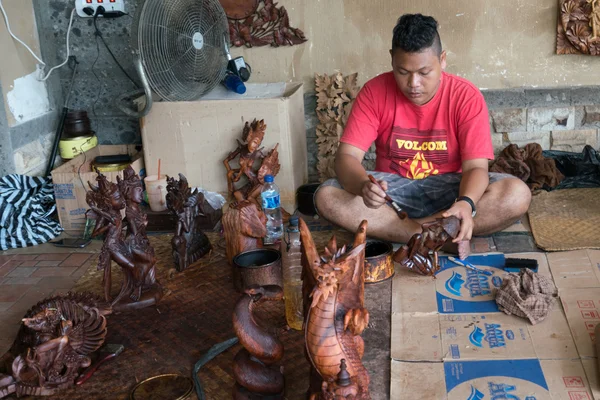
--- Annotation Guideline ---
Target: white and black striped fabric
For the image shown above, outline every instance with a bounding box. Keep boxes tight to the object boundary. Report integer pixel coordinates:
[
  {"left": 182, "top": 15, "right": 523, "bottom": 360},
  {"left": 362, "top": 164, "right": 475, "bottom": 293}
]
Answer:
[{"left": 0, "top": 175, "right": 63, "bottom": 251}]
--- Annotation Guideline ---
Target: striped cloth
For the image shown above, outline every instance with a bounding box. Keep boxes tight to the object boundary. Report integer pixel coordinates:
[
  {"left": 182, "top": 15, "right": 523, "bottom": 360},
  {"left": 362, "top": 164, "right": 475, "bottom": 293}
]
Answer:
[{"left": 0, "top": 175, "right": 63, "bottom": 251}]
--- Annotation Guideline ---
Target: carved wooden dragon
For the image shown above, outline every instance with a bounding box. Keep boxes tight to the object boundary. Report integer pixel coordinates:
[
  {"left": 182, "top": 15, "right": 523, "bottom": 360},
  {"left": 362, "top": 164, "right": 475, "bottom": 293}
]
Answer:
[{"left": 299, "top": 218, "right": 371, "bottom": 399}]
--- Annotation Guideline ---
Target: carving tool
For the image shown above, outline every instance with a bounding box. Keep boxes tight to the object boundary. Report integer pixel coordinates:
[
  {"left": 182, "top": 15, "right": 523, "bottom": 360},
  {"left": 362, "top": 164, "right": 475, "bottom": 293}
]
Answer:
[
  {"left": 447, "top": 256, "right": 493, "bottom": 276},
  {"left": 76, "top": 344, "right": 124, "bottom": 385},
  {"left": 367, "top": 174, "right": 407, "bottom": 219}
]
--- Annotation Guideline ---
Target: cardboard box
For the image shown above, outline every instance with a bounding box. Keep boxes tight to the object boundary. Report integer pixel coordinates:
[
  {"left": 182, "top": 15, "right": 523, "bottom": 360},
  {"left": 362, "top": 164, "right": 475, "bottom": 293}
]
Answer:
[
  {"left": 560, "top": 288, "right": 600, "bottom": 359},
  {"left": 51, "top": 145, "right": 145, "bottom": 233},
  {"left": 392, "top": 359, "right": 594, "bottom": 400},
  {"left": 390, "top": 251, "right": 595, "bottom": 398},
  {"left": 140, "top": 82, "right": 307, "bottom": 212},
  {"left": 391, "top": 252, "right": 551, "bottom": 315}
]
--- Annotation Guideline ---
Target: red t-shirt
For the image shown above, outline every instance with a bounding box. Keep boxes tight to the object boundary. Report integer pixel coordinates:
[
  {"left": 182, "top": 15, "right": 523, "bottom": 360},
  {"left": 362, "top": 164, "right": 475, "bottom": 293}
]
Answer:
[{"left": 340, "top": 71, "right": 494, "bottom": 179}]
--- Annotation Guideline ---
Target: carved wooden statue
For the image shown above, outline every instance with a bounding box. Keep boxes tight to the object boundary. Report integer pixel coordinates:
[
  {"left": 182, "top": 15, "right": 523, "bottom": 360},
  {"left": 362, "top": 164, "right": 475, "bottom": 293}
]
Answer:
[
  {"left": 222, "top": 200, "right": 267, "bottom": 265},
  {"left": 220, "top": 0, "right": 307, "bottom": 47},
  {"left": 86, "top": 168, "right": 163, "bottom": 311},
  {"left": 299, "top": 218, "right": 371, "bottom": 399},
  {"left": 166, "top": 173, "right": 212, "bottom": 272},
  {"left": 392, "top": 216, "right": 460, "bottom": 276},
  {"left": 223, "top": 119, "right": 289, "bottom": 220},
  {"left": 310, "top": 359, "right": 360, "bottom": 400},
  {"left": 557, "top": 0, "right": 600, "bottom": 55},
  {"left": 0, "top": 292, "right": 110, "bottom": 398},
  {"left": 232, "top": 285, "right": 285, "bottom": 398}
]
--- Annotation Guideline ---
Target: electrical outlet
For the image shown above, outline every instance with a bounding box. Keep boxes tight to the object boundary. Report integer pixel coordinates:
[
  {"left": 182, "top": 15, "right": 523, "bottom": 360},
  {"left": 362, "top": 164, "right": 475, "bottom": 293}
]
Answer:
[{"left": 75, "top": 0, "right": 125, "bottom": 17}]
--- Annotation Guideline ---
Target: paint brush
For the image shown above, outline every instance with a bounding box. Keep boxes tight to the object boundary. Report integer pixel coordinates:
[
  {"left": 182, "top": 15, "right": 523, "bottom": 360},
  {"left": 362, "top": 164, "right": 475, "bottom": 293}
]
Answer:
[
  {"left": 367, "top": 174, "right": 407, "bottom": 219},
  {"left": 447, "top": 256, "right": 493, "bottom": 276},
  {"left": 76, "top": 344, "right": 124, "bottom": 385}
]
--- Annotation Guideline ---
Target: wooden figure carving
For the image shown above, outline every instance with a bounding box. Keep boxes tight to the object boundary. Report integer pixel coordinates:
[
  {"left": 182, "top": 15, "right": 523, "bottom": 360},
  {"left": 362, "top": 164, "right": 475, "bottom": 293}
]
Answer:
[
  {"left": 220, "top": 0, "right": 307, "bottom": 47},
  {"left": 166, "top": 174, "right": 212, "bottom": 272},
  {"left": 557, "top": 0, "right": 600, "bottom": 55},
  {"left": 299, "top": 218, "right": 371, "bottom": 399},
  {"left": 86, "top": 168, "right": 163, "bottom": 311},
  {"left": 392, "top": 216, "right": 460, "bottom": 276},
  {"left": 222, "top": 200, "right": 267, "bottom": 265},
  {"left": 0, "top": 292, "right": 110, "bottom": 398},
  {"left": 232, "top": 285, "right": 285, "bottom": 398},
  {"left": 223, "top": 119, "right": 289, "bottom": 220}
]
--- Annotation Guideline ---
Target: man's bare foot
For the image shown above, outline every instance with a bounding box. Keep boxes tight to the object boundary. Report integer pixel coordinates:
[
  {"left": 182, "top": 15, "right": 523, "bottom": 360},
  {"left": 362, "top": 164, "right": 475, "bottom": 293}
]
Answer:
[
  {"left": 457, "top": 240, "right": 470, "bottom": 260},
  {"left": 441, "top": 240, "right": 471, "bottom": 260}
]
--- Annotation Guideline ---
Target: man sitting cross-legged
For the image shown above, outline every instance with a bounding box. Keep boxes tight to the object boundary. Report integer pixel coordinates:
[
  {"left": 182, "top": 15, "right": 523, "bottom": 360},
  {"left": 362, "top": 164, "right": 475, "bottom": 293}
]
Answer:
[{"left": 314, "top": 13, "right": 531, "bottom": 259}]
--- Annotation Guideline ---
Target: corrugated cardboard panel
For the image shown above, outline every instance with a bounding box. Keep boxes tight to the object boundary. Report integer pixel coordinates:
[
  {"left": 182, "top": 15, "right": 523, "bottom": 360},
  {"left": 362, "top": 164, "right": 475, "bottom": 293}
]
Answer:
[
  {"left": 391, "top": 265, "right": 437, "bottom": 314},
  {"left": 440, "top": 313, "right": 537, "bottom": 361},
  {"left": 548, "top": 250, "right": 600, "bottom": 289},
  {"left": 582, "top": 358, "right": 600, "bottom": 400},
  {"left": 443, "top": 359, "right": 593, "bottom": 400},
  {"left": 530, "top": 307, "right": 579, "bottom": 360},
  {"left": 560, "top": 288, "right": 600, "bottom": 359},
  {"left": 51, "top": 145, "right": 144, "bottom": 233},
  {"left": 540, "top": 359, "right": 594, "bottom": 400},
  {"left": 391, "top": 360, "right": 446, "bottom": 400},
  {"left": 391, "top": 312, "right": 442, "bottom": 362},
  {"left": 140, "top": 83, "right": 307, "bottom": 212}
]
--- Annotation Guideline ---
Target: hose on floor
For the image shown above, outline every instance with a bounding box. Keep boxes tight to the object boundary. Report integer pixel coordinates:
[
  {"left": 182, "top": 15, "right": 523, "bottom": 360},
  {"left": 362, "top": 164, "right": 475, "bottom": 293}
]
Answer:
[{"left": 192, "top": 337, "right": 239, "bottom": 400}]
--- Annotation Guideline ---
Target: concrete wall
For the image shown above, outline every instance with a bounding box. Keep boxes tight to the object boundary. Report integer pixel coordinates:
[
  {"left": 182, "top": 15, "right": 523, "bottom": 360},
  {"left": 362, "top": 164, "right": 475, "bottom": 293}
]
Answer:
[
  {"left": 37, "top": 0, "right": 140, "bottom": 147},
  {"left": 0, "top": 0, "right": 58, "bottom": 176},
  {"left": 10, "top": 0, "right": 599, "bottom": 179},
  {"left": 232, "top": 0, "right": 600, "bottom": 90}
]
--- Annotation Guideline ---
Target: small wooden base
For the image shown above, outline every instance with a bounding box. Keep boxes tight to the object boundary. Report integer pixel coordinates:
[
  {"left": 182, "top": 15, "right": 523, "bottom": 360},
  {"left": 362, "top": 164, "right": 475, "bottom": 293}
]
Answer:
[{"left": 112, "top": 285, "right": 163, "bottom": 312}]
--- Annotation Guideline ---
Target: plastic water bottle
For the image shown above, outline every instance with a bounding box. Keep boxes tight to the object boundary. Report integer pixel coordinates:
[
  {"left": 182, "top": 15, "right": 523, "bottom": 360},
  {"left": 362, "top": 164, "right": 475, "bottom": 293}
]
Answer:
[
  {"left": 281, "top": 216, "right": 304, "bottom": 330},
  {"left": 261, "top": 174, "right": 283, "bottom": 244}
]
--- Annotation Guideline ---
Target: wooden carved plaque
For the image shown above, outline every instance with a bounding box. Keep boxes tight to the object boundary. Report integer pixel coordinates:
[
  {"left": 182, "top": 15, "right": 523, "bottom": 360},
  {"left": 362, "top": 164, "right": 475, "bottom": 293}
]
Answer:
[
  {"left": 220, "top": 0, "right": 307, "bottom": 47},
  {"left": 557, "top": 0, "right": 600, "bottom": 55}
]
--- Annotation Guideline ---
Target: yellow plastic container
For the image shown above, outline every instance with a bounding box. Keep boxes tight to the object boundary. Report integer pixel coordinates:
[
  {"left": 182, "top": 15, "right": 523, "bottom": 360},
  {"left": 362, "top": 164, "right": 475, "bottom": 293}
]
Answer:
[
  {"left": 59, "top": 134, "right": 98, "bottom": 159},
  {"left": 91, "top": 161, "right": 130, "bottom": 173}
]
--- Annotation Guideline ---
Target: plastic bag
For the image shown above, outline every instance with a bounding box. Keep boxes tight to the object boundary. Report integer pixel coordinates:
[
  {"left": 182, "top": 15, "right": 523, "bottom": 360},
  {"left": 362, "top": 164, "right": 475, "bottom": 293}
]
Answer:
[{"left": 542, "top": 145, "right": 600, "bottom": 190}]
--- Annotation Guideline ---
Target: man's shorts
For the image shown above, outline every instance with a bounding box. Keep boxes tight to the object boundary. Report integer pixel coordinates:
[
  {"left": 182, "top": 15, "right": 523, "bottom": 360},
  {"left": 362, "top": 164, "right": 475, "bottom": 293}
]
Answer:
[{"left": 316, "top": 172, "right": 514, "bottom": 219}]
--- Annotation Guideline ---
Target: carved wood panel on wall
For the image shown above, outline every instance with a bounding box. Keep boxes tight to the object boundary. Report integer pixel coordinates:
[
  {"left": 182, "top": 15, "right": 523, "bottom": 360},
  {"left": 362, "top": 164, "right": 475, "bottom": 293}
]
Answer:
[
  {"left": 220, "top": 0, "right": 307, "bottom": 47},
  {"left": 557, "top": 0, "right": 600, "bottom": 55}
]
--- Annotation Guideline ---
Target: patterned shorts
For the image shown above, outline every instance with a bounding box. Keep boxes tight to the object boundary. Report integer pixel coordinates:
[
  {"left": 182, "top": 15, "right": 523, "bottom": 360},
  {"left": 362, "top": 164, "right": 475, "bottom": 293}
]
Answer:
[{"left": 316, "top": 172, "right": 514, "bottom": 219}]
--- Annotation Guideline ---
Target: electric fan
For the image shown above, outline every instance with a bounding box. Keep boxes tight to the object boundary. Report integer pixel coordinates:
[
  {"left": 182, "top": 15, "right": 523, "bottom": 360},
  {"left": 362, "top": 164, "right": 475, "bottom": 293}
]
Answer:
[{"left": 119, "top": 0, "right": 230, "bottom": 116}]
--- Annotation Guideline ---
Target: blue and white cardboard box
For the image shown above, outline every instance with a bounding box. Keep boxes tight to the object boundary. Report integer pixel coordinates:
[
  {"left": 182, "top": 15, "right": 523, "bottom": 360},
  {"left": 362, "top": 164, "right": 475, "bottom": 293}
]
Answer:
[
  {"left": 392, "top": 252, "right": 552, "bottom": 315},
  {"left": 391, "top": 359, "right": 594, "bottom": 399},
  {"left": 391, "top": 250, "right": 599, "bottom": 399},
  {"left": 436, "top": 253, "right": 506, "bottom": 314}
]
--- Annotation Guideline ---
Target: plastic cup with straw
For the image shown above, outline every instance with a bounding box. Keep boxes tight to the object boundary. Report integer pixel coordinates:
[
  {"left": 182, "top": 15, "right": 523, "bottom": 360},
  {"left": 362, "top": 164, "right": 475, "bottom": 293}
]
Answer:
[{"left": 144, "top": 159, "right": 167, "bottom": 211}]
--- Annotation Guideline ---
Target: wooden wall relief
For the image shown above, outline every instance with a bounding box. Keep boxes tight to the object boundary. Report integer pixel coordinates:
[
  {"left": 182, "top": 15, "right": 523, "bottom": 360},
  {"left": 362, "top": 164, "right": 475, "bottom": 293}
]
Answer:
[
  {"left": 220, "top": 0, "right": 307, "bottom": 47},
  {"left": 557, "top": 0, "right": 600, "bottom": 55},
  {"left": 315, "top": 72, "right": 360, "bottom": 182}
]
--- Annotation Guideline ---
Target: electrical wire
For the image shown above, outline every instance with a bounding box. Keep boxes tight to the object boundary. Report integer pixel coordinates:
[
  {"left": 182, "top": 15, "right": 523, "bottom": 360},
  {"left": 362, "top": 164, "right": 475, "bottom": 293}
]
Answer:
[
  {"left": 93, "top": 13, "right": 140, "bottom": 88},
  {"left": 0, "top": 0, "right": 76, "bottom": 81},
  {"left": 91, "top": 33, "right": 103, "bottom": 118}
]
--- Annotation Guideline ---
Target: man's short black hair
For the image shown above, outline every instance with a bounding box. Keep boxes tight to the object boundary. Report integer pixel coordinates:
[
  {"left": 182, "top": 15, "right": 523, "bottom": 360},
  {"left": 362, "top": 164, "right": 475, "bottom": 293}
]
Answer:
[{"left": 392, "top": 14, "right": 442, "bottom": 56}]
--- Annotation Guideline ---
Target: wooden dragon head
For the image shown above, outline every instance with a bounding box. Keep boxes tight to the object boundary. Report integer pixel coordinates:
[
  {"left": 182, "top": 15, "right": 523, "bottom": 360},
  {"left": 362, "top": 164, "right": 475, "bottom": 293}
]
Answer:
[{"left": 299, "top": 218, "right": 368, "bottom": 308}]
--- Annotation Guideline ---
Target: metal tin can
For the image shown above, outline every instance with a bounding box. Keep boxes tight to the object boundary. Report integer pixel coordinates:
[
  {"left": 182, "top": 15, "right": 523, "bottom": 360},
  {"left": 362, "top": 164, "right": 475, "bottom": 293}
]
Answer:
[{"left": 364, "top": 240, "right": 395, "bottom": 283}]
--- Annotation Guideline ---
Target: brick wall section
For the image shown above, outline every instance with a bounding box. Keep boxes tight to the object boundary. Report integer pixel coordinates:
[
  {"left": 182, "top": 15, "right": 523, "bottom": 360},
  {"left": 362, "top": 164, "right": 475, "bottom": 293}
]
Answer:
[
  {"left": 485, "top": 87, "right": 600, "bottom": 155},
  {"left": 304, "top": 86, "right": 600, "bottom": 181}
]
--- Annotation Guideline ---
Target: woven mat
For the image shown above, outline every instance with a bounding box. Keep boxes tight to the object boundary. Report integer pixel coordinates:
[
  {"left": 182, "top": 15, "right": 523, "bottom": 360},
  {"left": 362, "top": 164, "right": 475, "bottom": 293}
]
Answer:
[
  {"left": 528, "top": 188, "right": 600, "bottom": 251},
  {"left": 45, "top": 228, "right": 354, "bottom": 400}
]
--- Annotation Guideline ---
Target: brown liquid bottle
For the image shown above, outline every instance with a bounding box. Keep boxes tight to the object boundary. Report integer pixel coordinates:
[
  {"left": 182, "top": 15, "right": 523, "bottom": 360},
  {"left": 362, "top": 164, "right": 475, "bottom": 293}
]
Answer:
[{"left": 280, "top": 216, "right": 304, "bottom": 330}]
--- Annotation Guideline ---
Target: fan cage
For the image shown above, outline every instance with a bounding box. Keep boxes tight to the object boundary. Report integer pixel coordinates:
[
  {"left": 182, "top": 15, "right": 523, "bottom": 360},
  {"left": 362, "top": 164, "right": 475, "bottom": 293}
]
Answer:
[{"left": 135, "top": 0, "right": 230, "bottom": 102}]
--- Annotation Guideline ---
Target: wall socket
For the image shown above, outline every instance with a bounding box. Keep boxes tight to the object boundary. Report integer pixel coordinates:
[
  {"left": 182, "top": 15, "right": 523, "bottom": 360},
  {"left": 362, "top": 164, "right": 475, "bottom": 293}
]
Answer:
[{"left": 75, "top": 0, "right": 125, "bottom": 18}]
